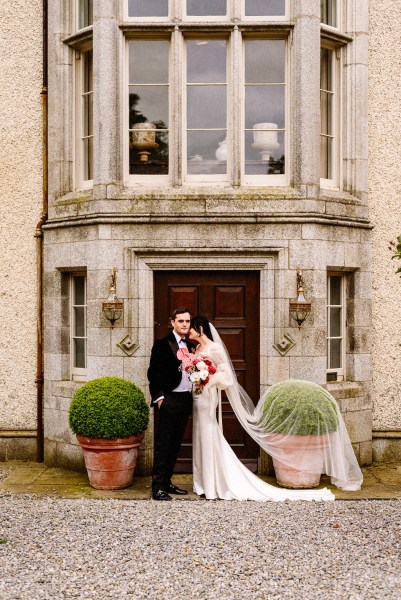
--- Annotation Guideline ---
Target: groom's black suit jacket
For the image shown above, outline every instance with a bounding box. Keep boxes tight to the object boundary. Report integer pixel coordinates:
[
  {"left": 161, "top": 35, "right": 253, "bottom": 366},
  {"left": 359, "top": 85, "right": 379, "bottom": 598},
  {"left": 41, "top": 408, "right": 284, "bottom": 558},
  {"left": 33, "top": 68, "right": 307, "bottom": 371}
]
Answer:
[{"left": 147, "top": 332, "right": 194, "bottom": 404}]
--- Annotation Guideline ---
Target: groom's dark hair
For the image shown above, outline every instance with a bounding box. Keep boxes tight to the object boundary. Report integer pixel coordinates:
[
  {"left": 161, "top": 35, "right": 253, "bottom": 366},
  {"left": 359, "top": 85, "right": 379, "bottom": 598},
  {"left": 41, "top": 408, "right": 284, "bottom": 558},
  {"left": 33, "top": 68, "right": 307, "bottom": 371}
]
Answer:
[{"left": 171, "top": 307, "right": 192, "bottom": 320}]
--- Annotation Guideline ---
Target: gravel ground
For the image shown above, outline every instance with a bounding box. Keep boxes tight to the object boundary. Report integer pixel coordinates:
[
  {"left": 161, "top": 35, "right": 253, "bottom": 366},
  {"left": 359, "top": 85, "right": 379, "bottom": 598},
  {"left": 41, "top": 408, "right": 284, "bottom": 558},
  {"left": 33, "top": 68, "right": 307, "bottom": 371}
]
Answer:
[{"left": 0, "top": 492, "right": 400, "bottom": 600}]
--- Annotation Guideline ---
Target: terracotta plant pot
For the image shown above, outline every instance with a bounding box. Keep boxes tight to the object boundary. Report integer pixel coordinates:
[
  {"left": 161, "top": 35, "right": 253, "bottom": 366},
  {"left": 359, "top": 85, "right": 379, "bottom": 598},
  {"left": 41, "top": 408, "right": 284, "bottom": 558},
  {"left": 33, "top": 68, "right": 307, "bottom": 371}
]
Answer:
[
  {"left": 76, "top": 433, "right": 144, "bottom": 490},
  {"left": 272, "top": 434, "right": 331, "bottom": 489}
]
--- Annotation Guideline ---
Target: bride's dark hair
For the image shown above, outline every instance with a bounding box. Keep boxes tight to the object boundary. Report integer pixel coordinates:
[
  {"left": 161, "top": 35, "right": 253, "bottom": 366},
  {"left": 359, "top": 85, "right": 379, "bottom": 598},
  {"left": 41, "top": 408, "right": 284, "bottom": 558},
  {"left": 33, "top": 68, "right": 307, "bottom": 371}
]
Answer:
[{"left": 191, "top": 316, "right": 214, "bottom": 341}]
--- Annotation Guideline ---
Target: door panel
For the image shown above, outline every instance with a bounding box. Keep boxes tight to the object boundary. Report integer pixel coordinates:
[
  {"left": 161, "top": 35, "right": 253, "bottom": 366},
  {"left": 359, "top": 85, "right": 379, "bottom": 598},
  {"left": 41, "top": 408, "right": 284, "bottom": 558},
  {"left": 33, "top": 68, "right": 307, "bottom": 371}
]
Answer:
[{"left": 153, "top": 270, "right": 260, "bottom": 472}]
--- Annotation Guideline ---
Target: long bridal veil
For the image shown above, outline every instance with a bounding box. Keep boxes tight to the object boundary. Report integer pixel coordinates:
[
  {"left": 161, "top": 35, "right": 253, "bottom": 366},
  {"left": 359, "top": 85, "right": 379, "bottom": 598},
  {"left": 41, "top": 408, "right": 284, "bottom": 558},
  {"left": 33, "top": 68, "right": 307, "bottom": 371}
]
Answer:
[{"left": 209, "top": 323, "right": 363, "bottom": 491}]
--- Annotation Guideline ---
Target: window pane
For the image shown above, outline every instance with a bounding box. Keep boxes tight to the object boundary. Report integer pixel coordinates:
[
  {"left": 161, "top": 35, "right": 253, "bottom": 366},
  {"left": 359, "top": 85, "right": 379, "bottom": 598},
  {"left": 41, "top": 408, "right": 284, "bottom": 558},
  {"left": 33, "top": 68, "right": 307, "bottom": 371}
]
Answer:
[
  {"left": 320, "top": 92, "right": 333, "bottom": 136},
  {"left": 83, "top": 138, "right": 93, "bottom": 180},
  {"left": 187, "top": 86, "right": 226, "bottom": 129},
  {"left": 128, "top": 0, "right": 168, "bottom": 17},
  {"left": 187, "top": 41, "right": 226, "bottom": 84},
  {"left": 78, "top": 0, "right": 93, "bottom": 29},
  {"left": 187, "top": 0, "right": 226, "bottom": 16},
  {"left": 245, "top": 0, "right": 285, "bottom": 16},
  {"left": 129, "top": 41, "right": 169, "bottom": 84},
  {"left": 245, "top": 86, "right": 285, "bottom": 129},
  {"left": 320, "top": 48, "right": 333, "bottom": 91},
  {"left": 329, "top": 339, "right": 342, "bottom": 369},
  {"left": 245, "top": 130, "right": 284, "bottom": 174},
  {"left": 329, "top": 276, "right": 342, "bottom": 305},
  {"left": 129, "top": 41, "right": 169, "bottom": 176},
  {"left": 74, "top": 339, "right": 86, "bottom": 369},
  {"left": 74, "top": 276, "right": 86, "bottom": 305},
  {"left": 130, "top": 130, "right": 169, "bottom": 175},
  {"left": 321, "top": 0, "right": 337, "bottom": 27},
  {"left": 74, "top": 307, "right": 86, "bottom": 337},
  {"left": 245, "top": 40, "right": 285, "bottom": 84},
  {"left": 187, "top": 131, "right": 227, "bottom": 174},
  {"left": 329, "top": 307, "right": 342, "bottom": 337},
  {"left": 129, "top": 87, "right": 169, "bottom": 127}
]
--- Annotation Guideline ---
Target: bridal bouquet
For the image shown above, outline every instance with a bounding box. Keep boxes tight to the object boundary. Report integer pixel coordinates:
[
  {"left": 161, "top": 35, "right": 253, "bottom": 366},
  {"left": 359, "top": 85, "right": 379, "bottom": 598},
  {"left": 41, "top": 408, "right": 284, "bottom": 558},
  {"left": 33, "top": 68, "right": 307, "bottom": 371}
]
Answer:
[{"left": 177, "top": 348, "right": 217, "bottom": 395}]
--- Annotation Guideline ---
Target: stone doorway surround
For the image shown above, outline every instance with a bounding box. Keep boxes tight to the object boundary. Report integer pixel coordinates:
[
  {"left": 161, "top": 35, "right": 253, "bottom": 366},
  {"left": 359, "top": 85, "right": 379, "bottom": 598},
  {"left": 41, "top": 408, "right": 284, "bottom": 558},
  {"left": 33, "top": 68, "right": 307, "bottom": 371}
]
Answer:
[{"left": 125, "top": 246, "right": 290, "bottom": 474}]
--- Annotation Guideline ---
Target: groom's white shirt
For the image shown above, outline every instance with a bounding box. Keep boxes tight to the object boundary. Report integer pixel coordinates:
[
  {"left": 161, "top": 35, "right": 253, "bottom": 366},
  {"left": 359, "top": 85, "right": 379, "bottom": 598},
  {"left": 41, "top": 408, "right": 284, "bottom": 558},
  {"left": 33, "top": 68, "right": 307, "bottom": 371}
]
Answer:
[{"left": 172, "top": 331, "right": 193, "bottom": 393}]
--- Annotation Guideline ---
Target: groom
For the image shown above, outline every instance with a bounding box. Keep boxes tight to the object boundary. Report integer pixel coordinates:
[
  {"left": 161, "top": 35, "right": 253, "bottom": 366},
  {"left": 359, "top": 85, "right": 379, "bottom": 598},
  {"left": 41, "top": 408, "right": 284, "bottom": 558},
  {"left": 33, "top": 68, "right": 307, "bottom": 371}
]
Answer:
[{"left": 147, "top": 307, "right": 194, "bottom": 501}]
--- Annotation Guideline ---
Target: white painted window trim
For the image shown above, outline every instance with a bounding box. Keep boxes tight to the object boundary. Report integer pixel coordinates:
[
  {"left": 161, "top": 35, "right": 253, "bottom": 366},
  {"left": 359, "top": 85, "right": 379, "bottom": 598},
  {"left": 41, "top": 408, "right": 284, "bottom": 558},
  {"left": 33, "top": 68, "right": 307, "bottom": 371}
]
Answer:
[
  {"left": 125, "top": 30, "right": 288, "bottom": 187},
  {"left": 320, "top": 43, "right": 341, "bottom": 191},
  {"left": 241, "top": 35, "right": 288, "bottom": 187},
  {"left": 70, "top": 274, "right": 87, "bottom": 382},
  {"left": 124, "top": 36, "right": 171, "bottom": 186},
  {"left": 321, "top": 0, "right": 341, "bottom": 30},
  {"left": 122, "top": 1, "right": 288, "bottom": 23},
  {"left": 183, "top": 35, "right": 231, "bottom": 185},
  {"left": 327, "top": 273, "right": 346, "bottom": 382},
  {"left": 75, "top": 44, "right": 93, "bottom": 191}
]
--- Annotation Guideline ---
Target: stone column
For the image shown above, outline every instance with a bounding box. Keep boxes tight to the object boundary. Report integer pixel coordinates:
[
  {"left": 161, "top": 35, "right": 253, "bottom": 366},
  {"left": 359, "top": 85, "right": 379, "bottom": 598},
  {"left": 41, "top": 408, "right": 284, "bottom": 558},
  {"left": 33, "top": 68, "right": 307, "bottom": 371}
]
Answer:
[
  {"left": 343, "top": 0, "right": 369, "bottom": 201},
  {"left": 93, "top": 0, "right": 121, "bottom": 197},
  {"left": 290, "top": 0, "right": 321, "bottom": 196}
]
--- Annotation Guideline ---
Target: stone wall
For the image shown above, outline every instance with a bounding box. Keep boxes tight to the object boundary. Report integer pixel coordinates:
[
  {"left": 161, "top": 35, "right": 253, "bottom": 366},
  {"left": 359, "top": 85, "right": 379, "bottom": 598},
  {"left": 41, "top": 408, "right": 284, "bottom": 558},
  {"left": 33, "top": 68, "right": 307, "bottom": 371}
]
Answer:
[
  {"left": 0, "top": 1, "right": 42, "bottom": 460},
  {"left": 43, "top": 219, "right": 372, "bottom": 472},
  {"left": 369, "top": 1, "right": 401, "bottom": 460}
]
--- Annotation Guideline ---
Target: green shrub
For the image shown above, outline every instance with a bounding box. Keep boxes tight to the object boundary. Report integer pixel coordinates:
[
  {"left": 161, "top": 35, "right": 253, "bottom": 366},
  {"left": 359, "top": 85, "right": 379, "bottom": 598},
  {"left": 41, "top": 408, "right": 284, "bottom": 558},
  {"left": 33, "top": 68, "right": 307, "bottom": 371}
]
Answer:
[
  {"left": 258, "top": 379, "right": 339, "bottom": 436},
  {"left": 69, "top": 377, "right": 149, "bottom": 439}
]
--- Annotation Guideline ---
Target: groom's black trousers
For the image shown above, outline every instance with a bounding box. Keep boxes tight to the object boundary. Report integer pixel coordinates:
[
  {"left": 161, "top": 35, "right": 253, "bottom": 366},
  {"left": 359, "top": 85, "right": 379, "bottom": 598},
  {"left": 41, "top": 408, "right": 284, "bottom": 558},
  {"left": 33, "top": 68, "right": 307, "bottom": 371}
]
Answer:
[{"left": 152, "top": 391, "right": 193, "bottom": 492}]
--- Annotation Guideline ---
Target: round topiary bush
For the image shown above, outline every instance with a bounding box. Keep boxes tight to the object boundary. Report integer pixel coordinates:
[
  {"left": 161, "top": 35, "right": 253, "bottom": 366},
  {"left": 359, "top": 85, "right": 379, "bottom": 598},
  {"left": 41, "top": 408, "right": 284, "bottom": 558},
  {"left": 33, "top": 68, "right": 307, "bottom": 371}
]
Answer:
[
  {"left": 69, "top": 377, "right": 150, "bottom": 439},
  {"left": 258, "top": 379, "right": 339, "bottom": 436}
]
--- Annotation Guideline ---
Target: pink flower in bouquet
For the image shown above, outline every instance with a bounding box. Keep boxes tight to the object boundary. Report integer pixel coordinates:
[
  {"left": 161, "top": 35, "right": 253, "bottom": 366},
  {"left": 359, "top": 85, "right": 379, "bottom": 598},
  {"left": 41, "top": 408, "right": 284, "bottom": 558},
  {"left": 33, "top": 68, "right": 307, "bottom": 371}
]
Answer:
[{"left": 177, "top": 349, "right": 217, "bottom": 395}]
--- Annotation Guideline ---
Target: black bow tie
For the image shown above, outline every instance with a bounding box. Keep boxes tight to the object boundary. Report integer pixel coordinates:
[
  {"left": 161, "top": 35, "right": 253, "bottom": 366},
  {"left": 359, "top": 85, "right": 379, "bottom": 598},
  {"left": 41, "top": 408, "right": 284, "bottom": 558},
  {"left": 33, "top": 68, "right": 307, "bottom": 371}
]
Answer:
[{"left": 180, "top": 338, "right": 188, "bottom": 346}]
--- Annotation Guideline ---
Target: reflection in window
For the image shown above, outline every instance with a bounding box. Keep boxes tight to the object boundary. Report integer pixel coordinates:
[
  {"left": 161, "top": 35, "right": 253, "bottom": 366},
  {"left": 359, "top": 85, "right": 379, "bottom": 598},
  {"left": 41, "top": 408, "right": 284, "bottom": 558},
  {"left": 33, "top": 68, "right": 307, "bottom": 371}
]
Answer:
[
  {"left": 187, "top": 0, "right": 226, "bottom": 16},
  {"left": 186, "top": 40, "right": 227, "bottom": 176},
  {"left": 81, "top": 49, "right": 93, "bottom": 182},
  {"left": 321, "top": 0, "right": 337, "bottom": 27},
  {"left": 320, "top": 47, "right": 334, "bottom": 181},
  {"left": 128, "top": 0, "right": 168, "bottom": 17},
  {"left": 327, "top": 274, "right": 345, "bottom": 381},
  {"left": 245, "top": 0, "right": 285, "bottom": 16},
  {"left": 128, "top": 41, "right": 169, "bottom": 175},
  {"left": 244, "top": 40, "right": 285, "bottom": 175},
  {"left": 78, "top": 0, "right": 93, "bottom": 29},
  {"left": 71, "top": 274, "right": 87, "bottom": 379}
]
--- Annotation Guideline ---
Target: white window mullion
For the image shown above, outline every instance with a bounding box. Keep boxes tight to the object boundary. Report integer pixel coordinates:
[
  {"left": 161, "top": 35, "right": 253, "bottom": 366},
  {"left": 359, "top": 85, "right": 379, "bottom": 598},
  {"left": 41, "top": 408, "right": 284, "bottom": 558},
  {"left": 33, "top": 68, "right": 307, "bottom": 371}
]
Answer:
[
  {"left": 172, "top": 27, "right": 183, "bottom": 187},
  {"left": 231, "top": 26, "right": 242, "bottom": 187}
]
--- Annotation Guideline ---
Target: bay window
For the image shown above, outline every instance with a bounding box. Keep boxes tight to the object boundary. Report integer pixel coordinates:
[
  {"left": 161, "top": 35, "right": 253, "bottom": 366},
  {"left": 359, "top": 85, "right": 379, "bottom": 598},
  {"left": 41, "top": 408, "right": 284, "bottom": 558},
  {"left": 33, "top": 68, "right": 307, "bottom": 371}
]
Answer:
[{"left": 126, "top": 32, "right": 286, "bottom": 185}]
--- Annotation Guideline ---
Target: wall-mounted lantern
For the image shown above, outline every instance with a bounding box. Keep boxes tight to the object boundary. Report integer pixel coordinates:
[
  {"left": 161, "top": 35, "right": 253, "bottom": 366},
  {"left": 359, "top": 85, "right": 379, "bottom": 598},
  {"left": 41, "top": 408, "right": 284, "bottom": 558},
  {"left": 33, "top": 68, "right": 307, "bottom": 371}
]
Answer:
[
  {"left": 289, "top": 269, "right": 311, "bottom": 328},
  {"left": 102, "top": 267, "right": 124, "bottom": 328}
]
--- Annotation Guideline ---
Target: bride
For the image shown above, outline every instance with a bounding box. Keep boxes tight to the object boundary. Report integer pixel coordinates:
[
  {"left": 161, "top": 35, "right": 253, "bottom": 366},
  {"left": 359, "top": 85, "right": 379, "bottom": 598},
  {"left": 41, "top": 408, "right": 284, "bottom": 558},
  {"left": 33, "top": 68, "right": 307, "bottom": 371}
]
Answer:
[{"left": 187, "top": 316, "right": 363, "bottom": 502}]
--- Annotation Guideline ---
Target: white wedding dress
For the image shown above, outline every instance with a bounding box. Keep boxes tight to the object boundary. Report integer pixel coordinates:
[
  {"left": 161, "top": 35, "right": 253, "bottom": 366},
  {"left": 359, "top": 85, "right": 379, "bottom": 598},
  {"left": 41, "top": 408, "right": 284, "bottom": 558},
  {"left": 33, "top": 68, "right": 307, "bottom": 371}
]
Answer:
[{"left": 192, "top": 342, "right": 335, "bottom": 502}]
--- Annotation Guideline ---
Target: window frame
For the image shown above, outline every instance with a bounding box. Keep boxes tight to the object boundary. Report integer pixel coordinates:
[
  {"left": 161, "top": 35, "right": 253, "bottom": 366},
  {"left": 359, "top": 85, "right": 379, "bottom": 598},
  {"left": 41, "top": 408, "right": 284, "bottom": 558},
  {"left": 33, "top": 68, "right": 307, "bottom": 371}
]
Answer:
[
  {"left": 124, "top": 31, "right": 289, "bottom": 187},
  {"left": 326, "top": 272, "right": 346, "bottom": 382},
  {"left": 241, "top": 34, "right": 288, "bottom": 187},
  {"left": 123, "top": 1, "right": 289, "bottom": 23},
  {"left": 320, "top": 0, "right": 341, "bottom": 30},
  {"left": 76, "top": 0, "right": 93, "bottom": 31},
  {"left": 125, "top": 35, "right": 171, "bottom": 186},
  {"left": 320, "top": 42, "right": 341, "bottom": 190},
  {"left": 75, "top": 43, "right": 94, "bottom": 190},
  {"left": 70, "top": 273, "right": 87, "bottom": 382}
]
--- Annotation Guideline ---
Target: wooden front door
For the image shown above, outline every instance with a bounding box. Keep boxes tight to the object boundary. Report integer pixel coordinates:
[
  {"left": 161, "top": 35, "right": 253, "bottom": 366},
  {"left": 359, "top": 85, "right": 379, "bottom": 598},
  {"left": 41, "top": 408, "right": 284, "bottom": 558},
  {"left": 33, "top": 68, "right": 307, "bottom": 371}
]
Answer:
[{"left": 153, "top": 271, "right": 260, "bottom": 472}]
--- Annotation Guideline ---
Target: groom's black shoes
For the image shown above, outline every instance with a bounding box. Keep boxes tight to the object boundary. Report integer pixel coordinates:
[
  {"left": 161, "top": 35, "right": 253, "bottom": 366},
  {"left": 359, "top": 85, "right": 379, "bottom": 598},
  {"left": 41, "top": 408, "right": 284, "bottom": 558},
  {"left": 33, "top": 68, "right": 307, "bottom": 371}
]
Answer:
[
  {"left": 153, "top": 489, "right": 172, "bottom": 501},
  {"left": 167, "top": 484, "right": 188, "bottom": 495}
]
